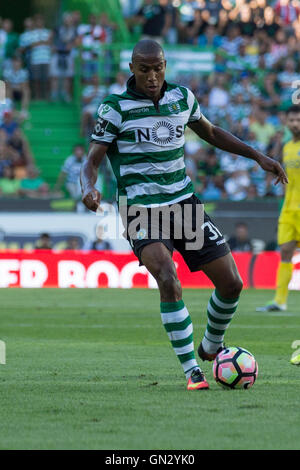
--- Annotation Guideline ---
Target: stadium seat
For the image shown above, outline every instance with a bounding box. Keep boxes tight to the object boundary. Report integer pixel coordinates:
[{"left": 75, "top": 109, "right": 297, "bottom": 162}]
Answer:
[{"left": 23, "top": 102, "right": 82, "bottom": 187}]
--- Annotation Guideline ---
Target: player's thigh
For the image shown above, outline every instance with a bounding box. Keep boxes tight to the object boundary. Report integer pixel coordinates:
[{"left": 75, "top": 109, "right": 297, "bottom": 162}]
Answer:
[
  {"left": 141, "top": 242, "right": 182, "bottom": 301},
  {"left": 140, "top": 242, "right": 178, "bottom": 281},
  {"left": 199, "top": 252, "right": 243, "bottom": 299}
]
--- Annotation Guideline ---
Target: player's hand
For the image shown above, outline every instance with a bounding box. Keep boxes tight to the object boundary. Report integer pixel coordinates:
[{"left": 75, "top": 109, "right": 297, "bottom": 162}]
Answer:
[
  {"left": 257, "top": 155, "right": 288, "bottom": 185},
  {"left": 82, "top": 187, "right": 102, "bottom": 212}
]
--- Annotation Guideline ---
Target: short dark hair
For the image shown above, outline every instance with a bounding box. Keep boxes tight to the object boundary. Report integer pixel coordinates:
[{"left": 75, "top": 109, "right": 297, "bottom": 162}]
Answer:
[
  {"left": 286, "top": 105, "right": 300, "bottom": 115},
  {"left": 132, "top": 39, "right": 164, "bottom": 63}
]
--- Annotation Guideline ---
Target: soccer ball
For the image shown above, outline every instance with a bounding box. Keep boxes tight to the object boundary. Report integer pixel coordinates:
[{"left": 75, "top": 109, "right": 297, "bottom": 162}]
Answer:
[{"left": 213, "top": 346, "right": 258, "bottom": 389}]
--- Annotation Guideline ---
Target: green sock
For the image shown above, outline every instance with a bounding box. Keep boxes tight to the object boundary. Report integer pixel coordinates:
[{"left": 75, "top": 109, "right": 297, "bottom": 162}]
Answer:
[
  {"left": 202, "top": 289, "right": 239, "bottom": 354},
  {"left": 160, "top": 300, "right": 200, "bottom": 379}
]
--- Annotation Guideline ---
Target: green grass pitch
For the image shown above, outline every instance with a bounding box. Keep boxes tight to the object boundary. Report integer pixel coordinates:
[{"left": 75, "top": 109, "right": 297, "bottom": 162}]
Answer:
[{"left": 0, "top": 287, "right": 299, "bottom": 450}]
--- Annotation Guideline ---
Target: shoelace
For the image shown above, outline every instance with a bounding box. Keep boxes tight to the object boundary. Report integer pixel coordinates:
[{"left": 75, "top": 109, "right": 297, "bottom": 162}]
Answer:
[{"left": 191, "top": 369, "right": 204, "bottom": 381}]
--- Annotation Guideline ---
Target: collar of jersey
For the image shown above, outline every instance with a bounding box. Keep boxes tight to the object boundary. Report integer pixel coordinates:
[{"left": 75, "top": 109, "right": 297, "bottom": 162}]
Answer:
[{"left": 126, "top": 75, "right": 168, "bottom": 101}]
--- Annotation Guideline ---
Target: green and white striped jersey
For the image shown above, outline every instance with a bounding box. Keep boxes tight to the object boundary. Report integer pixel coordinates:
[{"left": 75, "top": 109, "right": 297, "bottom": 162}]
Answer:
[{"left": 91, "top": 76, "right": 202, "bottom": 206}]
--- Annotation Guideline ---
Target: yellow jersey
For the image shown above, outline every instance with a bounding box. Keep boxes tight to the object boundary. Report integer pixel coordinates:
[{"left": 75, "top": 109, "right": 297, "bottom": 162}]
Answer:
[{"left": 281, "top": 138, "right": 300, "bottom": 212}]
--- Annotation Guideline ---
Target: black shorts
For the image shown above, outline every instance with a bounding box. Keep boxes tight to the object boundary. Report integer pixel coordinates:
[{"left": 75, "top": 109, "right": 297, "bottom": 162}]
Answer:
[{"left": 121, "top": 194, "right": 230, "bottom": 272}]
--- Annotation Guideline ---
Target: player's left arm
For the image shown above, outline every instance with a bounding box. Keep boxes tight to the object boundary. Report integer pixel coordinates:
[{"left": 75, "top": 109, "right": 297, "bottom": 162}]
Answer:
[{"left": 188, "top": 116, "right": 288, "bottom": 185}]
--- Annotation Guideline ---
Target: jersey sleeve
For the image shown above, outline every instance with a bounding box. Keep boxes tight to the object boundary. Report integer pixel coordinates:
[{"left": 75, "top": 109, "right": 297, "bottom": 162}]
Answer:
[
  {"left": 186, "top": 88, "right": 202, "bottom": 123},
  {"left": 91, "top": 97, "right": 122, "bottom": 144}
]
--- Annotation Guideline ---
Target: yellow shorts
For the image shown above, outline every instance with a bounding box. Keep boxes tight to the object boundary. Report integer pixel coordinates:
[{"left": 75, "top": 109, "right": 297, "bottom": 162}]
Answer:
[{"left": 278, "top": 211, "right": 300, "bottom": 246}]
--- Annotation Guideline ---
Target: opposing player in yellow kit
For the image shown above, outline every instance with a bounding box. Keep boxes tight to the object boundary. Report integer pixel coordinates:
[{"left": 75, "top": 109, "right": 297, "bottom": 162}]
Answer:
[{"left": 257, "top": 105, "right": 300, "bottom": 312}]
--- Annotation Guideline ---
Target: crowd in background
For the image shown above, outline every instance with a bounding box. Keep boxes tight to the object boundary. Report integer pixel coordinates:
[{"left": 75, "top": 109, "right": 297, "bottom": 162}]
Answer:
[
  {"left": 24, "top": 221, "right": 262, "bottom": 252},
  {"left": 0, "top": 0, "right": 300, "bottom": 202}
]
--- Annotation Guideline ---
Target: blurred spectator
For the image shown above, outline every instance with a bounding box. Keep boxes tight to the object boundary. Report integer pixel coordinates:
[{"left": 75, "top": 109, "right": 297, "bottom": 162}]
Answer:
[
  {"left": 227, "top": 93, "right": 251, "bottom": 125},
  {"left": 66, "top": 236, "right": 81, "bottom": 250},
  {"left": 250, "top": 163, "right": 267, "bottom": 197},
  {"left": 220, "top": 152, "right": 254, "bottom": 174},
  {"left": 224, "top": 170, "right": 251, "bottom": 201},
  {"left": 164, "top": 0, "right": 181, "bottom": 45},
  {"left": 0, "top": 154, "right": 12, "bottom": 178},
  {"left": 77, "top": 14, "right": 107, "bottom": 80},
  {"left": 29, "top": 15, "right": 53, "bottom": 100},
  {"left": 208, "top": 73, "right": 230, "bottom": 108},
  {"left": 2, "top": 0, "right": 300, "bottom": 205},
  {"left": 200, "top": 180, "right": 223, "bottom": 201},
  {"left": 99, "top": 13, "right": 117, "bottom": 44},
  {"left": 35, "top": 233, "right": 52, "bottom": 249},
  {"left": 7, "top": 128, "right": 35, "bottom": 169},
  {"left": 230, "top": 72, "right": 261, "bottom": 103},
  {"left": 220, "top": 24, "right": 243, "bottom": 55},
  {"left": 185, "top": 151, "right": 198, "bottom": 181},
  {"left": 89, "top": 225, "right": 112, "bottom": 250},
  {"left": 267, "top": 29, "right": 288, "bottom": 67},
  {"left": 0, "top": 97, "right": 14, "bottom": 126},
  {"left": 71, "top": 10, "right": 82, "bottom": 34},
  {"left": 80, "top": 75, "right": 107, "bottom": 137},
  {"left": 216, "top": 8, "right": 231, "bottom": 36},
  {"left": 0, "top": 19, "right": 19, "bottom": 70},
  {"left": 0, "top": 110, "right": 18, "bottom": 137},
  {"left": 19, "top": 167, "right": 49, "bottom": 198},
  {"left": 19, "top": 17, "right": 35, "bottom": 72},
  {"left": 274, "top": 0, "right": 300, "bottom": 26},
  {"left": 0, "top": 139, "right": 20, "bottom": 176},
  {"left": 0, "top": 19, "right": 5, "bottom": 66},
  {"left": 121, "top": 0, "right": 143, "bottom": 18},
  {"left": 246, "top": 183, "right": 258, "bottom": 200},
  {"left": 278, "top": 57, "right": 300, "bottom": 105},
  {"left": 131, "top": 0, "right": 172, "bottom": 43},
  {"left": 204, "top": 0, "right": 223, "bottom": 25},
  {"left": 0, "top": 165, "right": 20, "bottom": 197},
  {"left": 178, "top": 0, "right": 198, "bottom": 27},
  {"left": 198, "top": 24, "right": 222, "bottom": 47},
  {"left": 181, "top": 5, "right": 204, "bottom": 44},
  {"left": 249, "top": 108, "right": 276, "bottom": 149},
  {"left": 237, "top": 4, "right": 257, "bottom": 37},
  {"left": 227, "top": 222, "right": 253, "bottom": 252},
  {"left": 260, "top": 72, "right": 281, "bottom": 108},
  {"left": 260, "top": 6, "right": 280, "bottom": 38},
  {"left": 3, "top": 56, "right": 30, "bottom": 116},
  {"left": 226, "top": 40, "right": 259, "bottom": 71},
  {"left": 50, "top": 12, "right": 76, "bottom": 102},
  {"left": 108, "top": 71, "right": 127, "bottom": 95},
  {"left": 196, "top": 148, "right": 224, "bottom": 195},
  {"left": 54, "top": 144, "right": 86, "bottom": 199}
]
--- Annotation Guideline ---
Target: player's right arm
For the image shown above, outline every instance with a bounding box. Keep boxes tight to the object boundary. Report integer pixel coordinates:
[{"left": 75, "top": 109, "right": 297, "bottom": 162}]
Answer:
[
  {"left": 80, "top": 97, "right": 122, "bottom": 212},
  {"left": 80, "top": 142, "right": 109, "bottom": 212}
]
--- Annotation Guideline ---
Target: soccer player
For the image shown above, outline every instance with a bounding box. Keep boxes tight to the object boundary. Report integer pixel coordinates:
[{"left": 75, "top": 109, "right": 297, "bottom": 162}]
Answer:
[
  {"left": 81, "top": 40, "right": 287, "bottom": 390},
  {"left": 257, "top": 105, "right": 300, "bottom": 312}
]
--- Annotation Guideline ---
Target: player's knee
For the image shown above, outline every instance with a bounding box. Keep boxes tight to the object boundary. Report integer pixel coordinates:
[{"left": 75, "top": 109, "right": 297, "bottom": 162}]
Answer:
[
  {"left": 219, "top": 276, "right": 243, "bottom": 299},
  {"left": 156, "top": 267, "right": 182, "bottom": 302}
]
